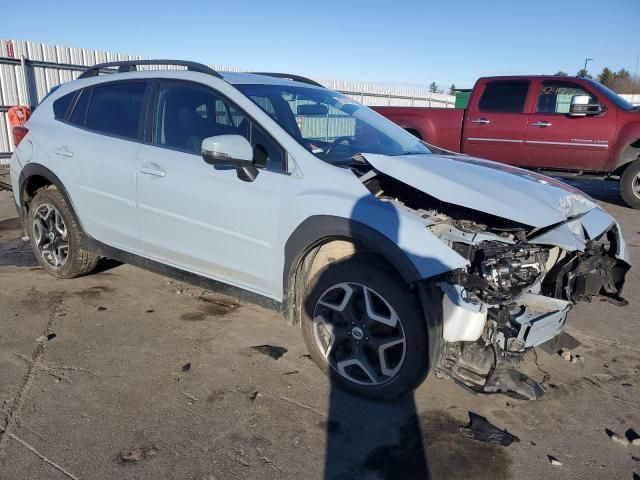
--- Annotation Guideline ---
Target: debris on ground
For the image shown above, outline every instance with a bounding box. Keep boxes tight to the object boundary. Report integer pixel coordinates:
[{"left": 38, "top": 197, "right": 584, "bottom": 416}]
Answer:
[
  {"left": 282, "top": 370, "right": 299, "bottom": 375},
  {"left": 97, "top": 306, "right": 107, "bottom": 311},
  {"left": 607, "top": 429, "right": 631, "bottom": 446},
  {"left": 459, "top": 412, "right": 519, "bottom": 446},
  {"left": 548, "top": 455, "right": 562, "bottom": 466},
  {"left": 251, "top": 345, "right": 287, "bottom": 360},
  {"left": 119, "top": 445, "right": 157, "bottom": 463},
  {"left": 483, "top": 368, "right": 545, "bottom": 400},
  {"left": 558, "top": 349, "right": 582, "bottom": 363},
  {"left": 627, "top": 429, "right": 640, "bottom": 446},
  {"left": 35, "top": 333, "right": 56, "bottom": 342},
  {"left": 248, "top": 391, "right": 260, "bottom": 401},
  {"left": 182, "top": 362, "right": 191, "bottom": 372},
  {"left": 181, "top": 391, "right": 198, "bottom": 403}
]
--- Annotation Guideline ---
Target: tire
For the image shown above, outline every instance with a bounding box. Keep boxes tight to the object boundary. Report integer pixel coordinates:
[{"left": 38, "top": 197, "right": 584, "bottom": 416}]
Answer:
[
  {"left": 27, "top": 186, "right": 99, "bottom": 278},
  {"left": 301, "top": 255, "right": 431, "bottom": 400},
  {"left": 619, "top": 160, "right": 640, "bottom": 209}
]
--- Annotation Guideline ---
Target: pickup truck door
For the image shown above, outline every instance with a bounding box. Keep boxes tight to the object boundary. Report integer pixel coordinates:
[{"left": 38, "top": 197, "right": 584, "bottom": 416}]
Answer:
[
  {"left": 524, "top": 80, "right": 616, "bottom": 171},
  {"left": 462, "top": 80, "right": 530, "bottom": 166}
]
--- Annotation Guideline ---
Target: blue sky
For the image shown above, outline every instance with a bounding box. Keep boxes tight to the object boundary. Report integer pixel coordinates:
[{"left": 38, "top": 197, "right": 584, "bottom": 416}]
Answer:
[{"left": 4, "top": 0, "right": 639, "bottom": 89}]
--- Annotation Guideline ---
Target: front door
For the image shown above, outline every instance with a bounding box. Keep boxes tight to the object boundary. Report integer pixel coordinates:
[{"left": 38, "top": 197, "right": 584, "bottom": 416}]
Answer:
[
  {"left": 462, "top": 80, "right": 530, "bottom": 166},
  {"left": 136, "top": 80, "right": 287, "bottom": 296},
  {"left": 524, "top": 80, "right": 616, "bottom": 171}
]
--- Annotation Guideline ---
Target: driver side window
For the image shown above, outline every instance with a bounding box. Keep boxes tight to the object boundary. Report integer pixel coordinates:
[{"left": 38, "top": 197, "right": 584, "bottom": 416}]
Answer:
[
  {"left": 537, "top": 82, "right": 597, "bottom": 114},
  {"left": 153, "top": 81, "right": 286, "bottom": 171}
]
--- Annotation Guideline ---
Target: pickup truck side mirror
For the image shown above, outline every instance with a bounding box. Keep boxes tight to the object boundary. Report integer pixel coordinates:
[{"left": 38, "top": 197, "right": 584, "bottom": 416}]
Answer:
[
  {"left": 569, "top": 94, "right": 604, "bottom": 117},
  {"left": 201, "top": 134, "right": 259, "bottom": 182}
]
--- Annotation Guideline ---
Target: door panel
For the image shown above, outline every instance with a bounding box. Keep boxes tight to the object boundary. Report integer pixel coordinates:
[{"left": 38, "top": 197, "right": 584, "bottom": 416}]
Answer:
[
  {"left": 524, "top": 81, "right": 616, "bottom": 170},
  {"left": 137, "top": 80, "right": 286, "bottom": 296},
  {"left": 462, "top": 81, "right": 530, "bottom": 165},
  {"left": 137, "top": 145, "right": 285, "bottom": 295}
]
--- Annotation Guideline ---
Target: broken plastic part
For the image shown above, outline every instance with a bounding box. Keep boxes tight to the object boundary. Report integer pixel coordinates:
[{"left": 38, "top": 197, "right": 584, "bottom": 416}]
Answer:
[
  {"left": 459, "top": 412, "right": 520, "bottom": 446},
  {"left": 483, "top": 368, "right": 546, "bottom": 400}
]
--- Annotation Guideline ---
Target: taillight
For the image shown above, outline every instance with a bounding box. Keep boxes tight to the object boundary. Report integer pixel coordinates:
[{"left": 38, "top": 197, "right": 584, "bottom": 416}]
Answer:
[{"left": 12, "top": 126, "right": 28, "bottom": 147}]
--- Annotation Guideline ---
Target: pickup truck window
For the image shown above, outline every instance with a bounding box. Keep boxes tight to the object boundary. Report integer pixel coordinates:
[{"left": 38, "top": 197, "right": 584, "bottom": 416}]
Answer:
[
  {"left": 478, "top": 81, "right": 529, "bottom": 113},
  {"left": 537, "top": 82, "right": 596, "bottom": 114}
]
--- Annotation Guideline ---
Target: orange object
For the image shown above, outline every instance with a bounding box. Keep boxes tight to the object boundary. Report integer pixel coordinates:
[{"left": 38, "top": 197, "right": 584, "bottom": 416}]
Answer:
[{"left": 8, "top": 105, "right": 31, "bottom": 129}]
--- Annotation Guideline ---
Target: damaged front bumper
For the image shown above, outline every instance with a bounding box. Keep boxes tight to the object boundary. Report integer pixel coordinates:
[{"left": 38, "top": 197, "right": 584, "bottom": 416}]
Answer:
[{"left": 429, "top": 218, "right": 629, "bottom": 400}]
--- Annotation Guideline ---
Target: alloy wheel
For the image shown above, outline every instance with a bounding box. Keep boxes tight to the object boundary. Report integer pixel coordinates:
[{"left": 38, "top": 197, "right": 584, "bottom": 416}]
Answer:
[
  {"left": 312, "top": 282, "right": 406, "bottom": 386},
  {"left": 32, "top": 203, "right": 69, "bottom": 269}
]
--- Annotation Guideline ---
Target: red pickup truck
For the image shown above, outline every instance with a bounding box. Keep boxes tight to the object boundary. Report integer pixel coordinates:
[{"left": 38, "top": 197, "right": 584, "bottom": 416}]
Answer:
[{"left": 373, "top": 76, "right": 640, "bottom": 209}]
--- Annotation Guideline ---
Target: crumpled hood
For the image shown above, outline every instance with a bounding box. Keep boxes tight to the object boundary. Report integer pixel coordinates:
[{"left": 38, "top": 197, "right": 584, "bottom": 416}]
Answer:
[{"left": 362, "top": 152, "right": 598, "bottom": 228}]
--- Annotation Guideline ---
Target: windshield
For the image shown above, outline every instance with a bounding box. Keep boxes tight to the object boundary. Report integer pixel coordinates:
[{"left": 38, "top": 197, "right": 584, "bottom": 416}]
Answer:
[
  {"left": 585, "top": 79, "right": 638, "bottom": 111},
  {"left": 235, "top": 84, "right": 433, "bottom": 164}
]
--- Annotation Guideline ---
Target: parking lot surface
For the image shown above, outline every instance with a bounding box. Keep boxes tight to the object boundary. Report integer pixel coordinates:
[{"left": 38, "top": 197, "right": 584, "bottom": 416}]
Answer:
[{"left": 1, "top": 173, "right": 639, "bottom": 480}]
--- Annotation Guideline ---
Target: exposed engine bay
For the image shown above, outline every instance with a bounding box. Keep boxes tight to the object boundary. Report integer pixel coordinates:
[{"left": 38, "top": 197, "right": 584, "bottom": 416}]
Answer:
[{"left": 360, "top": 168, "right": 630, "bottom": 399}]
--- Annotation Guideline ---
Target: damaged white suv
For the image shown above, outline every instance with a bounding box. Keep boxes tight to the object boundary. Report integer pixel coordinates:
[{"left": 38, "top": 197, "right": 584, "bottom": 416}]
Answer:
[{"left": 10, "top": 60, "right": 630, "bottom": 400}]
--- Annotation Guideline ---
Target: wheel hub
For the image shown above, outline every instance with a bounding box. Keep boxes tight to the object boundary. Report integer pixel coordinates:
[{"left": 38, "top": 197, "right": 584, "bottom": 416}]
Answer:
[
  {"left": 32, "top": 203, "right": 69, "bottom": 269},
  {"left": 312, "top": 282, "right": 406, "bottom": 386},
  {"left": 350, "top": 326, "right": 364, "bottom": 341}
]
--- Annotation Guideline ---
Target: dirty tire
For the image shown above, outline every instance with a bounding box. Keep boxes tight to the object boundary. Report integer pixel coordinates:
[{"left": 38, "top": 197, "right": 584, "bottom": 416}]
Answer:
[
  {"left": 28, "top": 186, "right": 99, "bottom": 278},
  {"left": 301, "top": 256, "right": 430, "bottom": 400},
  {"left": 619, "top": 159, "right": 640, "bottom": 209}
]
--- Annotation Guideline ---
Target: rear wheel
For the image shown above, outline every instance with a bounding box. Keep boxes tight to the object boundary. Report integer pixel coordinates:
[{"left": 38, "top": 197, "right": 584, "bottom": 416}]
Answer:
[
  {"left": 28, "top": 187, "right": 99, "bottom": 278},
  {"left": 620, "top": 160, "right": 640, "bottom": 209},
  {"left": 301, "top": 256, "right": 431, "bottom": 400}
]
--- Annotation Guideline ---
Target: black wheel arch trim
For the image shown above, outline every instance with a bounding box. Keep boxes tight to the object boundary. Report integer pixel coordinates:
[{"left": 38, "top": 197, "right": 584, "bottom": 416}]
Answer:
[
  {"left": 18, "top": 163, "right": 86, "bottom": 236},
  {"left": 281, "top": 215, "right": 422, "bottom": 324}
]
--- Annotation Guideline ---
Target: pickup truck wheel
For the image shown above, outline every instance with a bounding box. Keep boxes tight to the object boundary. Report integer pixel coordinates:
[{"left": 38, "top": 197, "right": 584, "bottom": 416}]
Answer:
[
  {"left": 620, "top": 160, "right": 640, "bottom": 209},
  {"left": 300, "top": 256, "right": 430, "bottom": 400},
  {"left": 28, "top": 187, "right": 99, "bottom": 278}
]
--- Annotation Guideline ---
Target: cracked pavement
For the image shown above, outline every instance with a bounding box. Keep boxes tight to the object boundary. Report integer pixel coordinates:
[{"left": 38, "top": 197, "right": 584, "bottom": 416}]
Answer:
[{"left": 0, "top": 177, "right": 639, "bottom": 479}]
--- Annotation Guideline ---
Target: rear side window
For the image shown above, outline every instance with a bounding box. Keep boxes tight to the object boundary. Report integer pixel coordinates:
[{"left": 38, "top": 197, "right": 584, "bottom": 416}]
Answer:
[
  {"left": 69, "top": 89, "right": 91, "bottom": 126},
  {"left": 85, "top": 81, "right": 147, "bottom": 139},
  {"left": 478, "top": 81, "right": 529, "bottom": 113},
  {"left": 53, "top": 92, "right": 75, "bottom": 119}
]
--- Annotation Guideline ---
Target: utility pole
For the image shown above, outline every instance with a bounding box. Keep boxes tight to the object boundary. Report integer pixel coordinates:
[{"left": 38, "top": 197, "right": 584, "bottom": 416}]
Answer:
[{"left": 583, "top": 57, "right": 593, "bottom": 75}]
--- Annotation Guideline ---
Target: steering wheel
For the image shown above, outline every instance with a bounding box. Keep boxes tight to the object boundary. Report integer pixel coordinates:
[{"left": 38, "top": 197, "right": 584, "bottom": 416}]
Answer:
[{"left": 325, "top": 136, "right": 354, "bottom": 155}]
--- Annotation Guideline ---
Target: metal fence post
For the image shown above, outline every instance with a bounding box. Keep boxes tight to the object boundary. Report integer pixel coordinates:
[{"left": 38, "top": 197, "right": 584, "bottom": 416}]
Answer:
[{"left": 19, "top": 55, "right": 33, "bottom": 108}]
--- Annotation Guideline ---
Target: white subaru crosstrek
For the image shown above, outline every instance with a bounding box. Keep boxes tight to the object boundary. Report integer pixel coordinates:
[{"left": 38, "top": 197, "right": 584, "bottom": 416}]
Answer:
[{"left": 9, "top": 60, "right": 630, "bottom": 400}]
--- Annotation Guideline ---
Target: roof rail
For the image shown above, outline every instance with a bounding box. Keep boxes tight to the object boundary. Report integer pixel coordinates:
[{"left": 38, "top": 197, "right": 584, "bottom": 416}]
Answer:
[
  {"left": 78, "top": 60, "right": 223, "bottom": 79},
  {"left": 251, "top": 72, "right": 324, "bottom": 88}
]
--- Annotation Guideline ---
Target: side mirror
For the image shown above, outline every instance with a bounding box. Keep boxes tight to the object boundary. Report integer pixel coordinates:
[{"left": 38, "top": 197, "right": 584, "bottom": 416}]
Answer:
[
  {"left": 569, "top": 94, "right": 603, "bottom": 117},
  {"left": 201, "top": 135, "right": 259, "bottom": 182}
]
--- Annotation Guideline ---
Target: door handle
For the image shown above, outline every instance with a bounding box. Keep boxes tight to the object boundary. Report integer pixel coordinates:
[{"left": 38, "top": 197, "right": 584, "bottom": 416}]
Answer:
[
  {"left": 54, "top": 146, "right": 73, "bottom": 157},
  {"left": 531, "top": 121, "right": 552, "bottom": 127},
  {"left": 139, "top": 163, "right": 166, "bottom": 177},
  {"left": 471, "top": 118, "right": 491, "bottom": 124}
]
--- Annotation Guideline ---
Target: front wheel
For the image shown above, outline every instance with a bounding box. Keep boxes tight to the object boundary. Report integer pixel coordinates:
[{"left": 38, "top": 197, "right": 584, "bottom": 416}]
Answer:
[
  {"left": 301, "top": 256, "right": 431, "bottom": 400},
  {"left": 619, "top": 160, "right": 640, "bottom": 209}
]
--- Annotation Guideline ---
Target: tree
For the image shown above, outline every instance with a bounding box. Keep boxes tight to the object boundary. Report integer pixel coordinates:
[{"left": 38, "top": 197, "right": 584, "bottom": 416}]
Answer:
[
  {"left": 598, "top": 67, "right": 613, "bottom": 86},
  {"left": 449, "top": 83, "right": 456, "bottom": 95},
  {"left": 429, "top": 82, "right": 438, "bottom": 93},
  {"left": 554, "top": 71, "right": 568, "bottom": 76},
  {"left": 576, "top": 69, "right": 592, "bottom": 79}
]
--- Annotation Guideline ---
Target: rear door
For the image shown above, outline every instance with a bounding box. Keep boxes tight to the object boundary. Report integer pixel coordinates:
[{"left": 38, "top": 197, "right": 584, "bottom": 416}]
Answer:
[
  {"left": 524, "top": 80, "right": 616, "bottom": 170},
  {"left": 462, "top": 80, "right": 530, "bottom": 165},
  {"left": 48, "top": 80, "right": 150, "bottom": 252}
]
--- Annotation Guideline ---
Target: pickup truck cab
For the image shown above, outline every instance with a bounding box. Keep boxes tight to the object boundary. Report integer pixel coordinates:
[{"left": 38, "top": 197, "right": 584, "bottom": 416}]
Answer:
[{"left": 374, "top": 76, "right": 640, "bottom": 208}]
